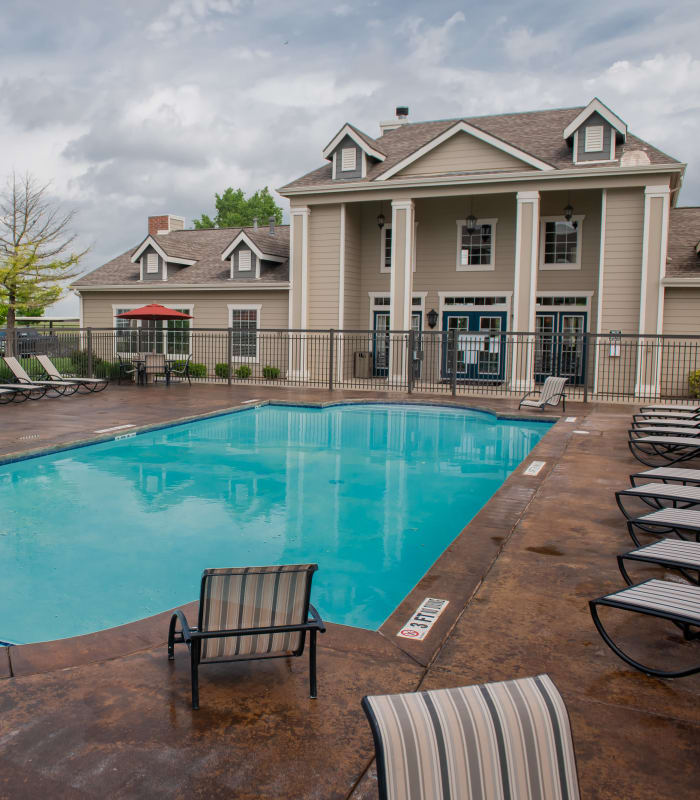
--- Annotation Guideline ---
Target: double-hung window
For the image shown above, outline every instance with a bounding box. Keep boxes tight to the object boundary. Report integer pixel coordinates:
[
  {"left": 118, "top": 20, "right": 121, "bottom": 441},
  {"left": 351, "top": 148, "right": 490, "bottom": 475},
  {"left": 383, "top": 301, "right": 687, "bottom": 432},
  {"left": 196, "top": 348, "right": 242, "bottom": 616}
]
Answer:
[
  {"left": 114, "top": 306, "right": 191, "bottom": 356},
  {"left": 380, "top": 225, "right": 392, "bottom": 273},
  {"left": 456, "top": 219, "right": 497, "bottom": 271},
  {"left": 229, "top": 306, "right": 259, "bottom": 361},
  {"left": 540, "top": 217, "right": 584, "bottom": 270}
]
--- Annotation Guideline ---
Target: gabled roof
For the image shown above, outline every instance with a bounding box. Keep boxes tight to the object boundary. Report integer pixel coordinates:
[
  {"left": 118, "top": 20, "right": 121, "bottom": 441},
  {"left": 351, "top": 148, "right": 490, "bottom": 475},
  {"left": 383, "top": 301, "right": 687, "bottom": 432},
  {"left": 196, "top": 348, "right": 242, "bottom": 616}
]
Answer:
[
  {"left": 562, "top": 98, "right": 627, "bottom": 141},
  {"left": 376, "top": 119, "right": 555, "bottom": 180},
  {"left": 221, "top": 230, "right": 286, "bottom": 262},
  {"left": 666, "top": 208, "right": 700, "bottom": 278},
  {"left": 322, "top": 122, "right": 386, "bottom": 162},
  {"left": 280, "top": 105, "right": 680, "bottom": 193},
  {"left": 73, "top": 226, "right": 290, "bottom": 288},
  {"left": 131, "top": 235, "right": 196, "bottom": 265}
]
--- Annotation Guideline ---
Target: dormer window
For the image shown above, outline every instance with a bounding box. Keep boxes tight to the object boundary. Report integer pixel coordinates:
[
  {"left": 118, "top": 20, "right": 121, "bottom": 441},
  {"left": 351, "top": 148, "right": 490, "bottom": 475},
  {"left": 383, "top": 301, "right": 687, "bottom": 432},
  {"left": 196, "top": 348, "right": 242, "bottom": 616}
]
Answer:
[
  {"left": 341, "top": 148, "right": 357, "bottom": 171},
  {"left": 584, "top": 125, "right": 604, "bottom": 152},
  {"left": 146, "top": 252, "right": 158, "bottom": 273}
]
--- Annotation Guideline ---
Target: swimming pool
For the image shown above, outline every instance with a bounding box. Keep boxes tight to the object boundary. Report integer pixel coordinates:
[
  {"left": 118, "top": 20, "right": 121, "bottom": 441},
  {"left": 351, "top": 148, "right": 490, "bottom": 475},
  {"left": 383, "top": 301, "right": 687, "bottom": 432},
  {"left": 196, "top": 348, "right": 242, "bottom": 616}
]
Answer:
[{"left": 0, "top": 403, "right": 551, "bottom": 644}]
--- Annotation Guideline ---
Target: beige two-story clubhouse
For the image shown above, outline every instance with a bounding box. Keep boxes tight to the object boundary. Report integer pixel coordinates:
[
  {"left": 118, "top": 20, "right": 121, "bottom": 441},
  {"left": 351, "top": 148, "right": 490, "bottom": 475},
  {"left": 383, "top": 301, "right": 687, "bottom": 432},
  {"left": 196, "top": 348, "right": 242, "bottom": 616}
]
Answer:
[{"left": 74, "top": 98, "right": 700, "bottom": 393}]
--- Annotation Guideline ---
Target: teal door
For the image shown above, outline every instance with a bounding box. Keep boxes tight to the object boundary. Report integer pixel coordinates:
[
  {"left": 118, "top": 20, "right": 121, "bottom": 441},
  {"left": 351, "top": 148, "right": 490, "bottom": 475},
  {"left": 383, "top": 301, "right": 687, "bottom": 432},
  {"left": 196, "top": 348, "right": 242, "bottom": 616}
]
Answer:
[
  {"left": 442, "top": 311, "right": 507, "bottom": 381},
  {"left": 373, "top": 311, "right": 423, "bottom": 378}
]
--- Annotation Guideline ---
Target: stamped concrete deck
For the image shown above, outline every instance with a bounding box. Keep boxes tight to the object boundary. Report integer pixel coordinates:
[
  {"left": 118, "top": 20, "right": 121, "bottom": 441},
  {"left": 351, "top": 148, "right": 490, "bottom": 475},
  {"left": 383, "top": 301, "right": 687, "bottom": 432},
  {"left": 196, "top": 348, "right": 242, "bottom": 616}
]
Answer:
[{"left": 1, "top": 385, "right": 699, "bottom": 799}]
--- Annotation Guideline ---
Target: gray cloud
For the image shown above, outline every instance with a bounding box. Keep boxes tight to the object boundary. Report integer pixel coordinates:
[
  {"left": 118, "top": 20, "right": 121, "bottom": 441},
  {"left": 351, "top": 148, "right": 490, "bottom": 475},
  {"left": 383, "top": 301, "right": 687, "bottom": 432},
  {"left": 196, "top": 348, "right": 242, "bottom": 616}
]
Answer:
[{"left": 0, "top": 0, "right": 698, "bottom": 317}]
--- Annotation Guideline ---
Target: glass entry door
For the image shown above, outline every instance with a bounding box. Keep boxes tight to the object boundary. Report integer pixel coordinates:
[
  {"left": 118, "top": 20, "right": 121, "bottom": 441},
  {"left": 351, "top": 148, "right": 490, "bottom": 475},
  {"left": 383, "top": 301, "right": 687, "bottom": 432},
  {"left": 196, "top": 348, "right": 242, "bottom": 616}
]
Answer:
[
  {"left": 442, "top": 311, "right": 507, "bottom": 381},
  {"left": 535, "top": 311, "right": 587, "bottom": 385},
  {"left": 373, "top": 311, "right": 422, "bottom": 378}
]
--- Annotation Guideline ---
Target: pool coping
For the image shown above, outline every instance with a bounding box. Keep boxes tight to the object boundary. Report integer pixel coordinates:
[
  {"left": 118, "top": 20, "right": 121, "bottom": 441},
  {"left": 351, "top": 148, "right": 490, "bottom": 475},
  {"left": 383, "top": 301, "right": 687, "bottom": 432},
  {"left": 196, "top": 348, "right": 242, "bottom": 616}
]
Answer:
[{"left": 1, "top": 397, "right": 566, "bottom": 677}]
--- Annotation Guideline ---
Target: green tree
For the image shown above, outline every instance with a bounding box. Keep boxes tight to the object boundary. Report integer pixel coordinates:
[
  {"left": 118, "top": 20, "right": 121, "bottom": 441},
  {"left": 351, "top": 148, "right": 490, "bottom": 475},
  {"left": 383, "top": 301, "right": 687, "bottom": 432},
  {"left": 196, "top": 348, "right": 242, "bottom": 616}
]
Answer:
[
  {"left": 193, "top": 186, "right": 283, "bottom": 229},
  {"left": 0, "top": 173, "right": 86, "bottom": 349}
]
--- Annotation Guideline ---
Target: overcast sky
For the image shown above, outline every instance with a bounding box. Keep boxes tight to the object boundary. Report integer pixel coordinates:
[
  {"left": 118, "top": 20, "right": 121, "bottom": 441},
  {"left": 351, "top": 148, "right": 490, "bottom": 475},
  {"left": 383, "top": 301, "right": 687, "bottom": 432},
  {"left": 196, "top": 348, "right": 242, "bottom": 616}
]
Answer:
[{"left": 1, "top": 0, "right": 698, "bottom": 315}]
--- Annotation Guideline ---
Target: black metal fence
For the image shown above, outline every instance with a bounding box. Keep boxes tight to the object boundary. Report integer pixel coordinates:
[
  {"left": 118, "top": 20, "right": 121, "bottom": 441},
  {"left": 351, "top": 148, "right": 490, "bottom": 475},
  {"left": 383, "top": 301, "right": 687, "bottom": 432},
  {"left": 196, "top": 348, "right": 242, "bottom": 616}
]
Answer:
[{"left": 2, "top": 327, "right": 700, "bottom": 404}]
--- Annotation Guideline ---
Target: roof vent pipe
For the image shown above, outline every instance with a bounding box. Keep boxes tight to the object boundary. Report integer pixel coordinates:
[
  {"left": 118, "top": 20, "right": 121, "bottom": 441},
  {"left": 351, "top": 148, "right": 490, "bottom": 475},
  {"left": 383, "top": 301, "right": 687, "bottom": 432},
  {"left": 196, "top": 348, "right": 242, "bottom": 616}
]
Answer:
[
  {"left": 269, "top": 216, "right": 275, "bottom": 234},
  {"left": 253, "top": 217, "right": 258, "bottom": 230}
]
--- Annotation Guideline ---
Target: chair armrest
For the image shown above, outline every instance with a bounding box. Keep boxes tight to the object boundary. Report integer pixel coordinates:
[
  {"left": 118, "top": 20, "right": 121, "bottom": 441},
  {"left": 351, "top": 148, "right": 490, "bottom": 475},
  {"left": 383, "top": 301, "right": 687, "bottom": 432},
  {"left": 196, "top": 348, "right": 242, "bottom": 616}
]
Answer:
[
  {"left": 171, "top": 609, "right": 194, "bottom": 644},
  {"left": 308, "top": 604, "right": 326, "bottom": 633}
]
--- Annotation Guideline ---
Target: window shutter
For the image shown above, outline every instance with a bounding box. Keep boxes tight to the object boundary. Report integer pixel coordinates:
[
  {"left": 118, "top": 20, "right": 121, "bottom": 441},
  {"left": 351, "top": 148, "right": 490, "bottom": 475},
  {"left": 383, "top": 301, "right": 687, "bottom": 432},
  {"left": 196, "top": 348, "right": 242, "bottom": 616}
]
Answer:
[
  {"left": 238, "top": 249, "right": 252, "bottom": 271},
  {"left": 584, "top": 125, "right": 604, "bottom": 152},
  {"left": 341, "top": 147, "right": 356, "bottom": 171},
  {"left": 146, "top": 252, "right": 158, "bottom": 273}
]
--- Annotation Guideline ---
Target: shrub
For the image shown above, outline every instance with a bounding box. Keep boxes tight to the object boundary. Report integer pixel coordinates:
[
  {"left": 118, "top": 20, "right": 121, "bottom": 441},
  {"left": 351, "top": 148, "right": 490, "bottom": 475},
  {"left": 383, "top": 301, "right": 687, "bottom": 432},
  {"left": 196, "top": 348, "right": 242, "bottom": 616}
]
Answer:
[
  {"left": 262, "top": 365, "right": 280, "bottom": 380},
  {"left": 215, "top": 362, "right": 231, "bottom": 379},
  {"left": 689, "top": 369, "right": 700, "bottom": 398},
  {"left": 171, "top": 360, "right": 207, "bottom": 378},
  {"left": 234, "top": 364, "right": 252, "bottom": 379}
]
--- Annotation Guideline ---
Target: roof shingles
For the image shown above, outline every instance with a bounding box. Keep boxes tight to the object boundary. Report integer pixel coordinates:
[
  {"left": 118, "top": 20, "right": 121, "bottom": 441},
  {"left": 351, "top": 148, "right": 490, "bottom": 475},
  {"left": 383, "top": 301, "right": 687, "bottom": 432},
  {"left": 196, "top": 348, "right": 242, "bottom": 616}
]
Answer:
[
  {"left": 74, "top": 226, "right": 290, "bottom": 288},
  {"left": 280, "top": 107, "right": 680, "bottom": 192},
  {"left": 667, "top": 208, "right": 700, "bottom": 278}
]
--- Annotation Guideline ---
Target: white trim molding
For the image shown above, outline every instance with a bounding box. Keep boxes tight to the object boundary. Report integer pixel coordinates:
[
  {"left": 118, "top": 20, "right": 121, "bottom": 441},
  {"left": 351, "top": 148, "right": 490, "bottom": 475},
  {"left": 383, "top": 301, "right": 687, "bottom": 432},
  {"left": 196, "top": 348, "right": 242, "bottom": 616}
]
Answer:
[
  {"left": 74, "top": 283, "right": 289, "bottom": 292},
  {"left": 539, "top": 215, "right": 585, "bottom": 271},
  {"left": 563, "top": 98, "right": 627, "bottom": 141},
  {"left": 322, "top": 123, "right": 386, "bottom": 162},
  {"left": 455, "top": 217, "right": 498, "bottom": 272},
  {"left": 131, "top": 235, "right": 195, "bottom": 266},
  {"left": 377, "top": 121, "right": 555, "bottom": 181}
]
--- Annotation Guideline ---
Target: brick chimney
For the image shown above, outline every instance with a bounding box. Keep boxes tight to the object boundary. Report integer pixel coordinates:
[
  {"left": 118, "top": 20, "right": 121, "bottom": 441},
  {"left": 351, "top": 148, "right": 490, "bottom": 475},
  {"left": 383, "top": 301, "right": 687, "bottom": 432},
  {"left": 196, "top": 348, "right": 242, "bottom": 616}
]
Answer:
[{"left": 148, "top": 214, "right": 185, "bottom": 236}]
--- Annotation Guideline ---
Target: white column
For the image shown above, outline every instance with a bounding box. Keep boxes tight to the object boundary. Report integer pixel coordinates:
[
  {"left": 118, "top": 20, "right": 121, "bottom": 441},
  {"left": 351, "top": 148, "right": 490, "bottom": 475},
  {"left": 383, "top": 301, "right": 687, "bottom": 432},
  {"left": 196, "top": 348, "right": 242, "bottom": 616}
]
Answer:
[
  {"left": 636, "top": 184, "right": 670, "bottom": 395},
  {"left": 511, "top": 191, "right": 540, "bottom": 391},
  {"left": 289, "top": 205, "right": 310, "bottom": 378},
  {"left": 389, "top": 199, "right": 415, "bottom": 381},
  {"left": 337, "top": 203, "right": 346, "bottom": 383}
]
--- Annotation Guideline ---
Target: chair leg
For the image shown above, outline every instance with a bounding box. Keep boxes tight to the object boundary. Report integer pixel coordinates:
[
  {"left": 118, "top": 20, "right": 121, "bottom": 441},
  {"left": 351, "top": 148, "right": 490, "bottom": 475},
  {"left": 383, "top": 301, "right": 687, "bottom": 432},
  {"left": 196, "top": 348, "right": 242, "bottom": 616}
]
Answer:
[
  {"left": 309, "top": 629, "right": 318, "bottom": 699},
  {"left": 167, "top": 614, "right": 178, "bottom": 660},
  {"left": 190, "top": 640, "right": 200, "bottom": 710}
]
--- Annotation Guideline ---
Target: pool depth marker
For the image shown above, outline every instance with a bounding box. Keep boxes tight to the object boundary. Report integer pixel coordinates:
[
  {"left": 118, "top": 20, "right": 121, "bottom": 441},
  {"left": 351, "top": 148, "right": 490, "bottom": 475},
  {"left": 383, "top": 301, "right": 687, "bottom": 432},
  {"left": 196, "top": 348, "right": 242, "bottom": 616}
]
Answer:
[
  {"left": 397, "top": 598, "right": 449, "bottom": 641},
  {"left": 524, "top": 461, "right": 546, "bottom": 476}
]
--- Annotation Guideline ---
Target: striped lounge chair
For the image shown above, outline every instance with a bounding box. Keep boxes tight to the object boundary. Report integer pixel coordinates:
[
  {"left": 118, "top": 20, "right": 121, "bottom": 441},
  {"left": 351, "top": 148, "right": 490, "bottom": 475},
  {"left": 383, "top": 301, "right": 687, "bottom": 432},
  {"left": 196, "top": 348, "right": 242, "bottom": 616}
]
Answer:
[
  {"left": 167, "top": 564, "right": 325, "bottom": 709},
  {"left": 362, "top": 675, "right": 580, "bottom": 800},
  {"left": 518, "top": 376, "right": 568, "bottom": 413},
  {"left": 36, "top": 354, "right": 108, "bottom": 393},
  {"left": 2, "top": 355, "right": 78, "bottom": 396},
  {"left": 590, "top": 579, "right": 700, "bottom": 677},
  {"left": 615, "top": 482, "right": 700, "bottom": 520},
  {"left": 633, "top": 410, "right": 700, "bottom": 423},
  {"left": 628, "top": 434, "right": 700, "bottom": 467},
  {"left": 617, "top": 539, "right": 700, "bottom": 586},
  {"left": 639, "top": 403, "right": 700, "bottom": 413},
  {"left": 625, "top": 508, "right": 700, "bottom": 547},
  {"left": 630, "top": 467, "right": 700, "bottom": 487},
  {"left": 631, "top": 417, "right": 700, "bottom": 429}
]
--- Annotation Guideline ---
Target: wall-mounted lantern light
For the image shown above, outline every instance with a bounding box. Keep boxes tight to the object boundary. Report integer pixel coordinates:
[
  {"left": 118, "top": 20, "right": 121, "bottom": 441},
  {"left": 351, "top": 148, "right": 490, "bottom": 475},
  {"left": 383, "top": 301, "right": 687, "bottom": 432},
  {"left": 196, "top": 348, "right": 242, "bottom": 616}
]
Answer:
[{"left": 427, "top": 308, "right": 438, "bottom": 329}]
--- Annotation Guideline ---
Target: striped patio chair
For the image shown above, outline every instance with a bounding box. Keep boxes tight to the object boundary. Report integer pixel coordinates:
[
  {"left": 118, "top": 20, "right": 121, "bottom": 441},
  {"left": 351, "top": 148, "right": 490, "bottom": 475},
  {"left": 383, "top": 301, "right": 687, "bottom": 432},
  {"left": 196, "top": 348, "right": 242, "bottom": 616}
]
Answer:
[
  {"left": 628, "top": 434, "right": 700, "bottom": 467},
  {"left": 639, "top": 403, "right": 700, "bottom": 413},
  {"left": 615, "top": 482, "right": 700, "bottom": 520},
  {"left": 590, "top": 579, "right": 700, "bottom": 677},
  {"left": 167, "top": 564, "right": 325, "bottom": 709},
  {"left": 2, "top": 355, "right": 79, "bottom": 396},
  {"left": 36, "top": 354, "right": 108, "bottom": 393},
  {"left": 362, "top": 675, "right": 580, "bottom": 800},
  {"left": 626, "top": 507, "right": 700, "bottom": 547},
  {"left": 518, "top": 376, "right": 568, "bottom": 413}
]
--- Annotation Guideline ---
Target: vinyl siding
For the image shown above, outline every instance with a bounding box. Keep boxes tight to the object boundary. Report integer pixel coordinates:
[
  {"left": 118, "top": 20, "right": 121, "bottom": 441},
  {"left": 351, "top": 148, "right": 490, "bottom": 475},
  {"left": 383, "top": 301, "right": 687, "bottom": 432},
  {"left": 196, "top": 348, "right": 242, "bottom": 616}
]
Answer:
[
  {"left": 307, "top": 204, "right": 340, "bottom": 329},
  {"left": 599, "top": 187, "right": 644, "bottom": 334},
  {"left": 663, "top": 288, "right": 700, "bottom": 335},
  {"left": 660, "top": 288, "right": 700, "bottom": 397},
  {"left": 397, "top": 131, "right": 537, "bottom": 177},
  {"left": 343, "top": 203, "right": 362, "bottom": 329}
]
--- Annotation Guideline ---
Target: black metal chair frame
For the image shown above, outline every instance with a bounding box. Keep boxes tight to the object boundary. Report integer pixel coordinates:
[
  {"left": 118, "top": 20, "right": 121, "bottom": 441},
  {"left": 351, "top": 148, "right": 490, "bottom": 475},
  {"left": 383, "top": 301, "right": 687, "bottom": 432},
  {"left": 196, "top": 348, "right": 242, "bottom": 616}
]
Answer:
[
  {"left": 628, "top": 434, "right": 700, "bottom": 467},
  {"left": 163, "top": 354, "right": 192, "bottom": 386},
  {"left": 117, "top": 354, "right": 142, "bottom": 385},
  {"left": 518, "top": 381, "right": 567, "bottom": 412},
  {"left": 589, "top": 583, "right": 700, "bottom": 678},
  {"left": 0, "top": 383, "right": 46, "bottom": 403},
  {"left": 617, "top": 543, "right": 700, "bottom": 587},
  {"left": 167, "top": 566, "right": 326, "bottom": 710}
]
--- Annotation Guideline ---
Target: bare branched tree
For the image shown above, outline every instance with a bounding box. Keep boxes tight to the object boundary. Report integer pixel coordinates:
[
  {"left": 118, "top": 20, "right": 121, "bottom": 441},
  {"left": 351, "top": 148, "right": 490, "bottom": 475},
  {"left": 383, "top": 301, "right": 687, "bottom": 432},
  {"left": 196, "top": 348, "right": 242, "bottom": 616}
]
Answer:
[{"left": 0, "top": 172, "right": 88, "bottom": 349}]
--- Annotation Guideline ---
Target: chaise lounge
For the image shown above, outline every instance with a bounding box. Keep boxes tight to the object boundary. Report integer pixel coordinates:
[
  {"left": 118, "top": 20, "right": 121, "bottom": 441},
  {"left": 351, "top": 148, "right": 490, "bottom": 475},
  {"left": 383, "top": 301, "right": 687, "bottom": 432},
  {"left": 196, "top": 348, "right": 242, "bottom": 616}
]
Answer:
[
  {"left": 628, "top": 434, "right": 700, "bottom": 466},
  {"left": 2, "top": 355, "right": 79, "bottom": 396},
  {"left": 167, "top": 564, "right": 325, "bottom": 709},
  {"left": 36, "top": 355, "right": 108, "bottom": 393}
]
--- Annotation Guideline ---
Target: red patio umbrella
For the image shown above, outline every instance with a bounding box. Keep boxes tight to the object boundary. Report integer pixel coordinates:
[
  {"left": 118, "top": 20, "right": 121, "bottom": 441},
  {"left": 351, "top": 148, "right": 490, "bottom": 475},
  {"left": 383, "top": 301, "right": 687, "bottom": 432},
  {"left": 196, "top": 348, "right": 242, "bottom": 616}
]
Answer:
[{"left": 115, "top": 304, "right": 192, "bottom": 321}]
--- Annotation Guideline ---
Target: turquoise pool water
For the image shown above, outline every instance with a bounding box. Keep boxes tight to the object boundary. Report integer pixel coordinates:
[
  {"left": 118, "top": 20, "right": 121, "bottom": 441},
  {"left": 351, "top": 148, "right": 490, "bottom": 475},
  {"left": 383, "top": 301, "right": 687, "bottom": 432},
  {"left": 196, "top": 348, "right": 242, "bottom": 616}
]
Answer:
[{"left": 0, "top": 403, "right": 551, "bottom": 644}]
